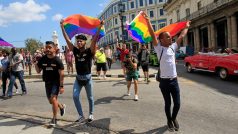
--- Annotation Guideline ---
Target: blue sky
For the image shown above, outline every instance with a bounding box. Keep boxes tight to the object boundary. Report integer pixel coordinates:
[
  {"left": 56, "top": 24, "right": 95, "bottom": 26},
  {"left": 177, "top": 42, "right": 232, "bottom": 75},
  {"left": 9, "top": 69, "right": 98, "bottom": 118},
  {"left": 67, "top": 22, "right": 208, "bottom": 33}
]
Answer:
[{"left": 0, "top": 0, "right": 110, "bottom": 48}]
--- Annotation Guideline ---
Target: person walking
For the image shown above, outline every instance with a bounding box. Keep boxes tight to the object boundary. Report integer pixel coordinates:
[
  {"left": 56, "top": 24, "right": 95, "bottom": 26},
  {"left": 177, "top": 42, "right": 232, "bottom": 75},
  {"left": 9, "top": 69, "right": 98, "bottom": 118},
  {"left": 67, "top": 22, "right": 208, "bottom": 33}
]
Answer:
[
  {"left": 1, "top": 50, "right": 18, "bottom": 97},
  {"left": 7, "top": 48, "right": 27, "bottom": 98},
  {"left": 60, "top": 19, "right": 104, "bottom": 124},
  {"left": 116, "top": 43, "right": 129, "bottom": 77},
  {"left": 137, "top": 44, "right": 150, "bottom": 83},
  {"left": 104, "top": 45, "right": 113, "bottom": 70},
  {"left": 25, "top": 50, "right": 32, "bottom": 75},
  {"left": 95, "top": 47, "right": 107, "bottom": 79},
  {"left": 34, "top": 41, "right": 66, "bottom": 126},
  {"left": 142, "top": 11, "right": 190, "bottom": 131},
  {"left": 65, "top": 47, "right": 74, "bottom": 74},
  {"left": 124, "top": 53, "right": 139, "bottom": 101}
]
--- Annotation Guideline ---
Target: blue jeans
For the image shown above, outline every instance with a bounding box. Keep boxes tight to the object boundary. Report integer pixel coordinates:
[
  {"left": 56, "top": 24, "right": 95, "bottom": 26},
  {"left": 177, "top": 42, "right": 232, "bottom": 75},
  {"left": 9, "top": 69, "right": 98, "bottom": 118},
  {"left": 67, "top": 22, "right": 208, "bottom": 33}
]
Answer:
[
  {"left": 159, "top": 78, "right": 180, "bottom": 121},
  {"left": 73, "top": 74, "right": 94, "bottom": 117},
  {"left": 7, "top": 70, "right": 27, "bottom": 96}
]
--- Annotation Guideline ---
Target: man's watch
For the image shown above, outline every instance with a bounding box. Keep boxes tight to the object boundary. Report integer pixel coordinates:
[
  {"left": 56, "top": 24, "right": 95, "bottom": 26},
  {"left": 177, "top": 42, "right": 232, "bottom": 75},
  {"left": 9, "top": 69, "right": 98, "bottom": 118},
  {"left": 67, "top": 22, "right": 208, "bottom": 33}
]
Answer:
[{"left": 60, "top": 85, "right": 64, "bottom": 88}]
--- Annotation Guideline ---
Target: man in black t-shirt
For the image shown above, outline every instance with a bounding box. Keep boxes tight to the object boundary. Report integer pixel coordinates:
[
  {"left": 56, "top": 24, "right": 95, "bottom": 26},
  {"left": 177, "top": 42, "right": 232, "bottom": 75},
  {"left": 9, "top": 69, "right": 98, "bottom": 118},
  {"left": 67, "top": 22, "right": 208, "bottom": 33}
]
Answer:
[
  {"left": 34, "top": 41, "right": 66, "bottom": 126},
  {"left": 60, "top": 19, "right": 104, "bottom": 124}
]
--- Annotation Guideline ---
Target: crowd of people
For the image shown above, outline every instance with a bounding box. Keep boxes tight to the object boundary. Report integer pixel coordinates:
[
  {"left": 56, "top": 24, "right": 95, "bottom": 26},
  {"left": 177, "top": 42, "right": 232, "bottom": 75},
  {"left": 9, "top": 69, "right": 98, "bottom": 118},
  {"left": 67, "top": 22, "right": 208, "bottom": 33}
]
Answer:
[{"left": 0, "top": 11, "right": 190, "bottom": 131}]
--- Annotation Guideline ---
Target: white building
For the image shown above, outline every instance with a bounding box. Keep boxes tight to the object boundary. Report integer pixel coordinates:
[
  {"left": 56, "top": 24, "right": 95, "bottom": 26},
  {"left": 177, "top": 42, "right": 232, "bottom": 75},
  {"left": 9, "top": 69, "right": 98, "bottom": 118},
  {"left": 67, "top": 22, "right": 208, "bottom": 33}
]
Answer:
[
  {"left": 164, "top": 0, "right": 238, "bottom": 53},
  {"left": 98, "top": 0, "right": 168, "bottom": 51}
]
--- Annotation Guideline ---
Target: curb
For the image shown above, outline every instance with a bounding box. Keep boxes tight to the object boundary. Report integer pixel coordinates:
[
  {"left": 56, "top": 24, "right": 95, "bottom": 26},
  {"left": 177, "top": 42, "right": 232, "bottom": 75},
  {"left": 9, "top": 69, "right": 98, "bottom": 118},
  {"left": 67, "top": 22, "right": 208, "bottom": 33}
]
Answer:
[{"left": 24, "top": 74, "right": 157, "bottom": 79}]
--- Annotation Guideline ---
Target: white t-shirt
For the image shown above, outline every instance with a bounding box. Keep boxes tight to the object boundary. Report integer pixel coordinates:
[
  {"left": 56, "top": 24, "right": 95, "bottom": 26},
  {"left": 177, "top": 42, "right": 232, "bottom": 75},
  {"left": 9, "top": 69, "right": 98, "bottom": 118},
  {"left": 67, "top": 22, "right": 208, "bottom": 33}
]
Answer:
[{"left": 154, "top": 42, "right": 178, "bottom": 78}]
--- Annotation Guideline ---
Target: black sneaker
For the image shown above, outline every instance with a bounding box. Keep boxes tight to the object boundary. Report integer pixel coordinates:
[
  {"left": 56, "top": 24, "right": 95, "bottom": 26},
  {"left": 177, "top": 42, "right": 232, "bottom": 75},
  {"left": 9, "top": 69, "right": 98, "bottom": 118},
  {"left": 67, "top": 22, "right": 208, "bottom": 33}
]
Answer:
[
  {"left": 75, "top": 116, "right": 86, "bottom": 124},
  {"left": 21, "top": 91, "right": 27, "bottom": 96},
  {"left": 60, "top": 104, "right": 66, "bottom": 116},
  {"left": 49, "top": 118, "right": 57, "bottom": 126},
  {"left": 172, "top": 119, "right": 179, "bottom": 131},
  {"left": 167, "top": 120, "right": 174, "bottom": 131}
]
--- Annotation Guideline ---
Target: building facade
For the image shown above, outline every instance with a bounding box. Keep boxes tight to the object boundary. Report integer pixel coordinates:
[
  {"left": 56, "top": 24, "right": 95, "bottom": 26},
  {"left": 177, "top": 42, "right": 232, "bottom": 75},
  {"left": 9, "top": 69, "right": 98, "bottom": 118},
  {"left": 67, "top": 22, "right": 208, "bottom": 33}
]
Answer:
[
  {"left": 98, "top": 0, "right": 167, "bottom": 51},
  {"left": 164, "top": 0, "right": 238, "bottom": 53}
]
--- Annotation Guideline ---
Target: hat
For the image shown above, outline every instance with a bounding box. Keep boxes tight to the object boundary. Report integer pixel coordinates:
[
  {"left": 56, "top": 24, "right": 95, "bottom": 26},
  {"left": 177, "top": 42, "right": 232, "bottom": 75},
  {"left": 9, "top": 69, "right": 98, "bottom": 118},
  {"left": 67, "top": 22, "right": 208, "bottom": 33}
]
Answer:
[
  {"left": 36, "top": 50, "right": 40, "bottom": 53},
  {"left": 99, "top": 48, "right": 104, "bottom": 51}
]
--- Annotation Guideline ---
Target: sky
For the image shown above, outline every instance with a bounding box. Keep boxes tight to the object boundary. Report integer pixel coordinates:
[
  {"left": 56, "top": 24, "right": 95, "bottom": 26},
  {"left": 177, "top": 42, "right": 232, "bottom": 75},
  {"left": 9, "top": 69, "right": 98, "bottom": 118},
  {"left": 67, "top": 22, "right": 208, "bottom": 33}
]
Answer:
[{"left": 0, "top": 0, "right": 110, "bottom": 48}]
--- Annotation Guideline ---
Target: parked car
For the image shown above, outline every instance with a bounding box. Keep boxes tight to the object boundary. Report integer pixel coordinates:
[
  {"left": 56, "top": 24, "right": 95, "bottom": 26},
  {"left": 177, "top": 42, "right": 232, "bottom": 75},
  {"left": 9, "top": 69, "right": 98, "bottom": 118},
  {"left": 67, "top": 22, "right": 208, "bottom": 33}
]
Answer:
[
  {"left": 184, "top": 53, "right": 238, "bottom": 80},
  {"left": 176, "top": 50, "right": 187, "bottom": 59},
  {"left": 149, "top": 50, "right": 159, "bottom": 66}
]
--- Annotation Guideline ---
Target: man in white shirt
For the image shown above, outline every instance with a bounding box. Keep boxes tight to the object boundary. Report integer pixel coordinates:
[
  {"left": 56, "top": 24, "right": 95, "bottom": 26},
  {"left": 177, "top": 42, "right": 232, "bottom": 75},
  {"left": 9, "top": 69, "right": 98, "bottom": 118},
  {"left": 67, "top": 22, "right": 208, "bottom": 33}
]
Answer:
[{"left": 142, "top": 11, "right": 190, "bottom": 131}]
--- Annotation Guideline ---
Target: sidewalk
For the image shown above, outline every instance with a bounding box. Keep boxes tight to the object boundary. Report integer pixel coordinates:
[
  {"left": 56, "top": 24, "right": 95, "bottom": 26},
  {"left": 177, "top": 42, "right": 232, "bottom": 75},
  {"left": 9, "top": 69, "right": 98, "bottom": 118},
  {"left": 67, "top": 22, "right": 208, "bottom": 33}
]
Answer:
[{"left": 24, "top": 61, "right": 158, "bottom": 79}]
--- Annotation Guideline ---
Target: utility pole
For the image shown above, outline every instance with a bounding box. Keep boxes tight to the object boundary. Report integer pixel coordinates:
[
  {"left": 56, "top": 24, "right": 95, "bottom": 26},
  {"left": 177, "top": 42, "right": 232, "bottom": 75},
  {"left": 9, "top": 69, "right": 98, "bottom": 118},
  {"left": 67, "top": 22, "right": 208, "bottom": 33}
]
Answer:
[{"left": 119, "top": 0, "right": 125, "bottom": 43}]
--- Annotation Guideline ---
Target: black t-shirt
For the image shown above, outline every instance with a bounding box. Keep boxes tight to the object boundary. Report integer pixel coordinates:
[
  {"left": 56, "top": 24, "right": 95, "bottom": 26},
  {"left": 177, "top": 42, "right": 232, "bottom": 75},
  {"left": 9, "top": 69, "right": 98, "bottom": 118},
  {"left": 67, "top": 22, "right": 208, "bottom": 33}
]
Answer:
[
  {"left": 73, "top": 46, "right": 93, "bottom": 75},
  {"left": 37, "top": 55, "right": 64, "bottom": 83}
]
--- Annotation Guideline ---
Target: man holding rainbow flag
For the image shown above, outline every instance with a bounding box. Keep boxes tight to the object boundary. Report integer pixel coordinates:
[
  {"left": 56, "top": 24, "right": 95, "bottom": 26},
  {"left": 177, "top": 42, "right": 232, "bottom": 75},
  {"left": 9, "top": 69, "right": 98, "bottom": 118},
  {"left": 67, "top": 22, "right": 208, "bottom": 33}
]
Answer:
[{"left": 141, "top": 11, "right": 190, "bottom": 131}]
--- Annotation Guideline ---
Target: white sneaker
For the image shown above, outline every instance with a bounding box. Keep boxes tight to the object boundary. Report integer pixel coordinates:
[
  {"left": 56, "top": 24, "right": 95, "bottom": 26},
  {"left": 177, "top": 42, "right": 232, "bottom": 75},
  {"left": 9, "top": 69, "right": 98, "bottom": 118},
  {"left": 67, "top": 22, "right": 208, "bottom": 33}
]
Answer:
[
  {"left": 126, "top": 91, "right": 131, "bottom": 96},
  {"left": 15, "top": 89, "right": 19, "bottom": 94},
  {"left": 134, "top": 95, "right": 139, "bottom": 101},
  {"left": 88, "top": 114, "right": 94, "bottom": 123},
  {"left": 103, "top": 75, "right": 107, "bottom": 79}
]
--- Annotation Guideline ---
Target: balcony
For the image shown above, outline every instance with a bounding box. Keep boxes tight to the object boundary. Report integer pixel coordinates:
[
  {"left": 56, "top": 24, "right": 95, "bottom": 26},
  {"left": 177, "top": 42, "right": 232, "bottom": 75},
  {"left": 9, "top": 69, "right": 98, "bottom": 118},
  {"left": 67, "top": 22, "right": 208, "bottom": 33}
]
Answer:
[{"left": 181, "top": 0, "right": 235, "bottom": 21}]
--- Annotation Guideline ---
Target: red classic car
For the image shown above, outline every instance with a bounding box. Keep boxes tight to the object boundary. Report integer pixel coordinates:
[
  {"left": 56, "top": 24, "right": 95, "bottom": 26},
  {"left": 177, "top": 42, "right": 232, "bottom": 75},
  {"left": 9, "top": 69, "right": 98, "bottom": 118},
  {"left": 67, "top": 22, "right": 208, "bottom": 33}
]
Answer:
[{"left": 184, "top": 53, "right": 238, "bottom": 80}]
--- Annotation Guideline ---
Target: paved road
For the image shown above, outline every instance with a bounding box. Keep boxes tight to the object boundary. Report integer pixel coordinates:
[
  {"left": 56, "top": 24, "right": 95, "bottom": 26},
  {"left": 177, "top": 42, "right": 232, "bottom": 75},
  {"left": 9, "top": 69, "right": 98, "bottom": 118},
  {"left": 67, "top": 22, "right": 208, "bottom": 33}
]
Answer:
[{"left": 0, "top": 62, "right": 238, "bottom": 134}]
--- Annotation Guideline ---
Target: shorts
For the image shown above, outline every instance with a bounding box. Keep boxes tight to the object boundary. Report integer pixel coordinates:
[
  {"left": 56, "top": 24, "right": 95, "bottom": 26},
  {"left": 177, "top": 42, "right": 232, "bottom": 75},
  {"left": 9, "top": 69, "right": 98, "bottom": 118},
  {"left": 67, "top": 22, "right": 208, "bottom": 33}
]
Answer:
[
  {"left": 126, "top": 71, "right": 139, "bottom": 81},
  {"left": 45, "top": 82, "right": 59, "bottom": 99},
  {"left": 96, "top": 63, "right": 107, "bottom": 71},
  {"left": 141, "top": 64, "right": 149, "bottom": 72},
  {"left": 0, "top": 71, "right": 2, "bottom": 79}
]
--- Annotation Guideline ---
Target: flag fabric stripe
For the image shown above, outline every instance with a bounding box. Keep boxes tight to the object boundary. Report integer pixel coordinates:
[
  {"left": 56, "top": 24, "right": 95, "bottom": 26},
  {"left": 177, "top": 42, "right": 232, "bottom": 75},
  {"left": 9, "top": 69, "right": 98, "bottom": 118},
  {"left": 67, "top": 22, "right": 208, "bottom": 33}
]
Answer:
[
  {"left": 155, "top": 21, "right": 188, "bottom": 37},
  {"left": 0, "top": 37, "right": 14, "bottom": 47},
  {"left": 63, "top": 14, "right": 105, "bottom": 40}
]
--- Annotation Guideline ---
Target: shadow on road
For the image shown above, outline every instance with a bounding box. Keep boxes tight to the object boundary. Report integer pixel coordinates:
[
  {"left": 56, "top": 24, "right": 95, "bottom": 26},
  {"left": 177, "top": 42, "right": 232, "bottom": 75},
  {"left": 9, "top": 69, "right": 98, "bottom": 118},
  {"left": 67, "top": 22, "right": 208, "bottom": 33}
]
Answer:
[
  {"left": 94, "top": 95, "right": 133, "bottom": 106},
  {"left": 177, "top": 63, "right": 238, "bottom": 97},
  {"left": 119, "top": 125, "right": 167, "bottom": 134}
]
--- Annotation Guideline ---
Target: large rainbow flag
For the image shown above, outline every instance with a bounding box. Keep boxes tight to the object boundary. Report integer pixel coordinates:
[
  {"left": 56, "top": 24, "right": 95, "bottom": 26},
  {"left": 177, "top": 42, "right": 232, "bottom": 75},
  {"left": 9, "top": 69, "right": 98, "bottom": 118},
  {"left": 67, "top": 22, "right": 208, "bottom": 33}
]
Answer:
[
  {"left": 63, "top": 14, "right": 105, "bottom": 40},
  {"left": 126, "top": 11, "right": 188, "bottom": 43},
  {"left": 126, "top": 11, "right": 152, "bottom": 43},
  {"left": 155, "top": 21, "right": 188, "bottom": 37},
  {"left": 0, "top": 37, "right": 14, "bottom": 47}
]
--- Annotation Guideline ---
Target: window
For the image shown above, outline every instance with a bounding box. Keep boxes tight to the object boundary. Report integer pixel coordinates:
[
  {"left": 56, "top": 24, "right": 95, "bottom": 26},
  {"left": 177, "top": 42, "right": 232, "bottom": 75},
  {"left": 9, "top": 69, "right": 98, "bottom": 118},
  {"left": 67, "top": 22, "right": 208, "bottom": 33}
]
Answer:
[
  {"left": 131, "top": 14, "right": 135, "bottom": 20},
  {"left": 149, "top": 10, "right": 154, "bottom": 18},
  {"left": 115, "top": 31, "right": 119, "bottom": 40},
  {"left": 197, "top": 1, "right": 201, "bottom": 10},
  {"left": 114, "top": 6, "right": 117, "bottom": 13},
  {"left": 130, "top": 1, "right": 135, "bottom": 9},
  {"left": 159, "top": 23, "right": 166, "bottom": 28},
  {"left": 122, "top": 16, "right": 126, "bottom": 22},
  {"left": 159, "top": 9, "right": 164, "bottom": 16},
  {"left": 115, "top": 18, "right": 118, "bottom": 25},
  {"left": 139, "top": 0, "right": 144, "bottom": 7},
  {"left": 152, "top": 25, "right": 156, "bottom": 31},
  {"left": 186, "top": 8, "right": 190, "bottom": 17},
  {"left": 159, "top": 0, "right": 163, "bottom": 2},
  {"left": 176, "top": 10, "right": 180, "bottom": 21},
  {"left": 149, "top": 0, "right": 153, "bottom": 5}
]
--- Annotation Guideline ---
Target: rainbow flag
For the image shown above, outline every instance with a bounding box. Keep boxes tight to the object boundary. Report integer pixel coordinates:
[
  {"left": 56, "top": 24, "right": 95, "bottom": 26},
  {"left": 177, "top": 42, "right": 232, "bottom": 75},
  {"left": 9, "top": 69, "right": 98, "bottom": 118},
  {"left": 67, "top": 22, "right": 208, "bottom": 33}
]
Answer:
[
  {"left": 155, "top": 21, "right": 188, "bottom": 37},
  {"left": 126, "top": 11, "right": 152, "bottom": 43},
  {"left": 0, "top": 37, "right": 14, "bottom": 47},
  {"left": 63, "top": 14, "right": 105, "bottom": 40}
]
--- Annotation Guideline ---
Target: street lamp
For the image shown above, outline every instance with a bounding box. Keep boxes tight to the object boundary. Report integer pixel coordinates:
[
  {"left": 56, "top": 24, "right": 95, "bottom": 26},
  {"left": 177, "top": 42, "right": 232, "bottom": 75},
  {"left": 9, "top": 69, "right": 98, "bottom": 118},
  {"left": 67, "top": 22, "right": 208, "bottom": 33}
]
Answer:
[{"left": 119, "top": 0, "right": 125, "bottom": 43}]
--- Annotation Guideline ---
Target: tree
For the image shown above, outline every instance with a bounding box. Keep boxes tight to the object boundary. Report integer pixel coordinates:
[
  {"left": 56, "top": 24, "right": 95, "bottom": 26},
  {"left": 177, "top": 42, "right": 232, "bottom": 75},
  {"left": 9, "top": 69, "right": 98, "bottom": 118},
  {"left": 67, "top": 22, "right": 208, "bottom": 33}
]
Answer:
[{"left": 25, "top": 38, "right": 43, "bottom": 54}]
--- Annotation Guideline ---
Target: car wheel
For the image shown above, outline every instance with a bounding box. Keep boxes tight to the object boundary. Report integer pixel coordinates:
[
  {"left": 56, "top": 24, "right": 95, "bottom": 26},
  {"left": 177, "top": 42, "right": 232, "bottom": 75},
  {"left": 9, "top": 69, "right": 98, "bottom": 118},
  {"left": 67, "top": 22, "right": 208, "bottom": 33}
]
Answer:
[
  {"left": 186, "top": 63, "right": 193, "bottom": 73},
  {"left": 219, "top": 68, "right": 228, "bottom": 80}
]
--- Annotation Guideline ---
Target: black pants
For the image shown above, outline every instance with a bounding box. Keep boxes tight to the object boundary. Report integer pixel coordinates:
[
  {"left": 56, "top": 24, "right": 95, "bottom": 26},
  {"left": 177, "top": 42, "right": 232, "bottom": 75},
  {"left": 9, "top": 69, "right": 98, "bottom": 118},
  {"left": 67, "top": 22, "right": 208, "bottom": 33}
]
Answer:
[
  {"left": 159, "top": 78, "right": 180, "bottom": 121},
  {"left": 2, "top": 72, "right": 18, "bottom": 95},
  {"left": 106, "top": 58, "right": 112, "bottom": 69}
]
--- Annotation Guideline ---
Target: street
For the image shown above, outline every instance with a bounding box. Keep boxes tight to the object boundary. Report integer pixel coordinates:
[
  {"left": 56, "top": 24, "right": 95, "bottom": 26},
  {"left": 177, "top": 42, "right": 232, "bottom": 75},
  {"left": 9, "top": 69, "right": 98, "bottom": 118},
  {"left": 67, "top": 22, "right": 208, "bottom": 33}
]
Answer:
[{"left": 0, "top": 63, "right": 238, "bottom": 134}]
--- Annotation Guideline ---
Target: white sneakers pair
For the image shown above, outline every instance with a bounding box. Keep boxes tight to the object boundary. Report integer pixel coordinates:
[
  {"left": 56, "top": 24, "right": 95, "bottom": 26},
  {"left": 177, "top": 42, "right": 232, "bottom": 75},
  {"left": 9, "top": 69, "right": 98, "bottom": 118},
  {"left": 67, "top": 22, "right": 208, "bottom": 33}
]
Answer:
[{"left": 126, "top": 91, "right": 139, "bottom": 101}]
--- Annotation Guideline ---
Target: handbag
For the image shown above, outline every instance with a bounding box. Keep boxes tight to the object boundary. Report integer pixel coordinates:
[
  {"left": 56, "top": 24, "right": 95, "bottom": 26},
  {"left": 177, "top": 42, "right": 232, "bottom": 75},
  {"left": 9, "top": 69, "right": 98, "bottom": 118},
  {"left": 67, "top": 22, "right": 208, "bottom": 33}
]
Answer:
[
  {"left": 76, "top": 75, "right": 90, "bottom": 86},
  {"left": 156, "top": 49, "right": 164, "bottom": 82}
]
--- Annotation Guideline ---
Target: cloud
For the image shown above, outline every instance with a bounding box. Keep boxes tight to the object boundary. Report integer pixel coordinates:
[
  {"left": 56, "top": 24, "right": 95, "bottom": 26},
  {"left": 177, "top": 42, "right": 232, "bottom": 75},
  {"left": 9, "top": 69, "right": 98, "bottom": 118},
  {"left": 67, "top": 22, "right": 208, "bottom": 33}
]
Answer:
[
  {"left": 0, "top": 0, "right": 50, "bottom": 27},
  {"left": 52, "top": 14, "right": 63, "bottom": 21},
  {"left": 99, "top": 3, "right": 104, "bottom": 7}
]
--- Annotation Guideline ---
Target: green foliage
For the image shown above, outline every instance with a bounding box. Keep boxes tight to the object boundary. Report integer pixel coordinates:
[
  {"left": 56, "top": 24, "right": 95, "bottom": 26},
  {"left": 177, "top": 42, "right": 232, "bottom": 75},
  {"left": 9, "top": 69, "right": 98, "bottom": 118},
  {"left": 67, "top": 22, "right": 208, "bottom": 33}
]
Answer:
[{"left": 25, "top": 38, "right": 43, "bottom": 54}]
